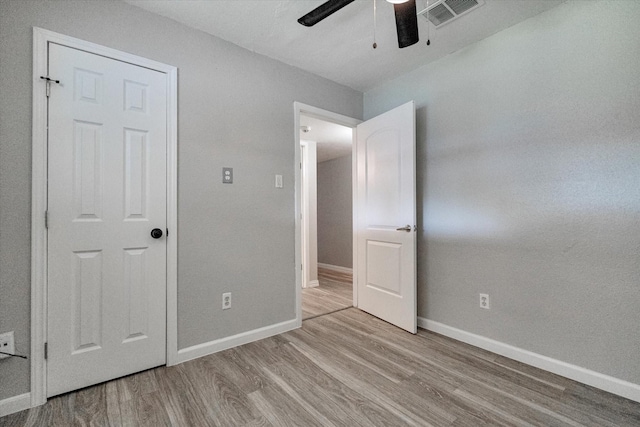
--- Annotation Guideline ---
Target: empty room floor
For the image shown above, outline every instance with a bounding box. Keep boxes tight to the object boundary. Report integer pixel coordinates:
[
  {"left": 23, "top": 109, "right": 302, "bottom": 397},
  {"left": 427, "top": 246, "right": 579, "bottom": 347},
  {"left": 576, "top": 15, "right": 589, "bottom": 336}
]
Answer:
[
  {"left": 302, "top": 267, "right": 352, "bottom": 320},
  {"left": 3, "top": 308, "right": 640, "bottom": 426}
]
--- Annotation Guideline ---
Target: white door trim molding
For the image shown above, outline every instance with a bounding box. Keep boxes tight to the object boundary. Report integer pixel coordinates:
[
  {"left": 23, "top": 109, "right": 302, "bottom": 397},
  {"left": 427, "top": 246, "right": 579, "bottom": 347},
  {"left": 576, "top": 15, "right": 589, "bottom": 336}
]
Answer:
[
  {"left": 293, "top": 102, "right": 360, "bottom": 325},
  {"left": 300, "top": 140, "right": 319, "bottom": 289},
  {"left": 31, "top": 27, "right": 178, "bottom": 408}
]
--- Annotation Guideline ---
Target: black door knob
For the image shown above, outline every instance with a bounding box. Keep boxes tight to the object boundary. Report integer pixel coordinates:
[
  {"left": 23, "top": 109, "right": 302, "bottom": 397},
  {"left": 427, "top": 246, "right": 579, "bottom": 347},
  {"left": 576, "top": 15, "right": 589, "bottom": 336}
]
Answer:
[{"left": 150, "top": 228, "right": 163, "bottom": 239}]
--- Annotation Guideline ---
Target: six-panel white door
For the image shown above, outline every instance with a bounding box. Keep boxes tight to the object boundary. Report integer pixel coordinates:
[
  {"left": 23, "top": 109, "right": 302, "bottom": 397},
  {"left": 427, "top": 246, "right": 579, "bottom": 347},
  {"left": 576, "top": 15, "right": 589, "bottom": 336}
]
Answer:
[
  {"left": 356, "top": 101, "right": 417, "bottom": 333},
  {"left": 47, "top": 44, "right": 167, "bottom": 397}
]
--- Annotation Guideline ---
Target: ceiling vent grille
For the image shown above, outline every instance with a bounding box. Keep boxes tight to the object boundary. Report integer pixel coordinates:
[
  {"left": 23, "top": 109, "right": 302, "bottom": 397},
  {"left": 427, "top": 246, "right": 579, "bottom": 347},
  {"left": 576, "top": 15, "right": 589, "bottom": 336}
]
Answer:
[{"left": 418, "top": 0, "right": 484, "bottom": 27}]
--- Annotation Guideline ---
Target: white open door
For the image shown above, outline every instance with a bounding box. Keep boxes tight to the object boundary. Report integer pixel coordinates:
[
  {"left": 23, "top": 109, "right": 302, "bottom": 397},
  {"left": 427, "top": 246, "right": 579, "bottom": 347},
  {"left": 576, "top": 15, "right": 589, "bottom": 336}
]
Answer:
[
  {"left": 355, "top": 101, "right": 416, "bottom": 333},
  {"left": 46, "top": 44, "right": 168, "bottom": 396}
]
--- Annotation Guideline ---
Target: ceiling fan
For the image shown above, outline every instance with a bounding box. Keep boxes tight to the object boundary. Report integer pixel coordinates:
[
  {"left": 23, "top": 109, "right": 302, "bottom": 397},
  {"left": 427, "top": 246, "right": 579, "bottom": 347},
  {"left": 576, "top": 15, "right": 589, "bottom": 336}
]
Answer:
[{"left": 298, "top": 0, "right": 419, "bottom": 49}]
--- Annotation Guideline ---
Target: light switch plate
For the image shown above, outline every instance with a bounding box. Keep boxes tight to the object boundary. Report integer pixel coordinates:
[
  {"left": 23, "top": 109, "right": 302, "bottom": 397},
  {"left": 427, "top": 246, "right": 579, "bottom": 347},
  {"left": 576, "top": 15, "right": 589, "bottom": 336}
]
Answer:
[
  {"left": 275, "top": 174, "right": 283, "bottom": 188},
  {"left": 223, "top": 167, "right": 233, "bottom": 184}
]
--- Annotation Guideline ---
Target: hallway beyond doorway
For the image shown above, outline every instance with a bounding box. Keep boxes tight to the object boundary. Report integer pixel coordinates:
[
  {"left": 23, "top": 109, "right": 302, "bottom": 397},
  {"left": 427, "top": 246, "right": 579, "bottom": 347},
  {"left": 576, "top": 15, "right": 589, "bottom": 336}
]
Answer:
[{"left": 302, "top": 267, "right": 352, "bottom": 320}]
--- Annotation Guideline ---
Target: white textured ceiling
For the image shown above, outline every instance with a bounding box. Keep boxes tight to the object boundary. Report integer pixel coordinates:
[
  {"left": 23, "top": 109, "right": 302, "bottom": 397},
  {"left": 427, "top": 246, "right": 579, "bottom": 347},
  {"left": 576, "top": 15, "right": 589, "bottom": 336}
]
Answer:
[
  {"left": 300, "top": 115, "right": 353, "bottom": 163},
  {"left": 126, "top": 0, "right": 566, "bottom": 92}
]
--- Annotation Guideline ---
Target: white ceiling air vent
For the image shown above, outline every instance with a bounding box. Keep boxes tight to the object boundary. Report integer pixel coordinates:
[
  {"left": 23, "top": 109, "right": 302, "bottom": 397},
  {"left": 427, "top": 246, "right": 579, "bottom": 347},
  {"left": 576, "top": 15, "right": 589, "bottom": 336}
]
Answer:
[{"left": 418, "top": 0, "right": 485, "bottom": 27}]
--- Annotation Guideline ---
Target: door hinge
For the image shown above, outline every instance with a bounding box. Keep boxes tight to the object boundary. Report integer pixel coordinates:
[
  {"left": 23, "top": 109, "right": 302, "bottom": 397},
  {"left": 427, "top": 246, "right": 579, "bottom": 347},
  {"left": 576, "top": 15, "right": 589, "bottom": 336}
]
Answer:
[
  {"left": 45, "top": 211, "right": 48, "bottom": 229},
  {"left": 44, "top": 342, "right": 48, "bottom": 360},
  {"left": 40, "top": 76, "right": 60, "bottom": 98}
]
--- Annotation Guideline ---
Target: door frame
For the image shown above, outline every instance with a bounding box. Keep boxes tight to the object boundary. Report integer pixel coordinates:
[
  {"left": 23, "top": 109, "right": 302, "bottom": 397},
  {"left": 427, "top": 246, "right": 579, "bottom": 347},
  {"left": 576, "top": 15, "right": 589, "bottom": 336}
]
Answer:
[
  {"left": 293, "top": 102, "right": 360, "bottom": 324},
  {"left": 300, "top": 139, "right": 319, "bottom": 289},
  {"left": 30, "top": 27, "right": 178, "bottom": 407}
]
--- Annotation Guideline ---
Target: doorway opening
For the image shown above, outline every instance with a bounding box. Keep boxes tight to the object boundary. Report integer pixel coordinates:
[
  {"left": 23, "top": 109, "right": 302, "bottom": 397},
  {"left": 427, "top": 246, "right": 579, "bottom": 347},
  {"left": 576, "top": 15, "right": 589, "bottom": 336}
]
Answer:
[
  {"left": 293, "top": 103, "right": 360, "bottom": 324},
  {"left": 301, "top": 115, "right": 354, "bottom": 320},
  {"left": 295, "top": 101, "right": 418, "bottom": 333}
]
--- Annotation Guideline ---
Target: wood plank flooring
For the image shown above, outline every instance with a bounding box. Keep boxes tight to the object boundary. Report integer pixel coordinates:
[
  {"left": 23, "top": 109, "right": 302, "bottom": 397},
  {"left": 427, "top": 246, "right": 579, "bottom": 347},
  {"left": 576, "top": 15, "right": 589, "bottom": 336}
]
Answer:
[
  {"left": 3, "top": 308, "right": 640, "bottom": 426},
  {"left": 302, "top": 267, "right": 352, "bottom": 320}
]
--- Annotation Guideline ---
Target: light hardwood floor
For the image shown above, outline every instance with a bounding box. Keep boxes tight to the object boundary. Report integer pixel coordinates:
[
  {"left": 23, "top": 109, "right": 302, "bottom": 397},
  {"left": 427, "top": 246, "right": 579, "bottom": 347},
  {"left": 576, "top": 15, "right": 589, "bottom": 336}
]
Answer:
[
  {"left": 302, "top": 267, "right": 353, "bottom": 320},
  {"left": 3, "top": 310, "right": 640, "bottom": 426}
]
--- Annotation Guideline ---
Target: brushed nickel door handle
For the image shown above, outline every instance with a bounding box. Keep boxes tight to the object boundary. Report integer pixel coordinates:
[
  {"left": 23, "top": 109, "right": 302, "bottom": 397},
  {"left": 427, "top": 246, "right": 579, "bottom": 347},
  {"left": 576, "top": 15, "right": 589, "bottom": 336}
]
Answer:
[{"left": 396, "top": 225, "right": 412, "bottom": 232}]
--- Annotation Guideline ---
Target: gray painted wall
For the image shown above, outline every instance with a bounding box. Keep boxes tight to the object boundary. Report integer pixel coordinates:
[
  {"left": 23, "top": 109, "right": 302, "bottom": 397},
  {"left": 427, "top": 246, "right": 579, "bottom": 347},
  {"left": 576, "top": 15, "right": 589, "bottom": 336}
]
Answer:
[
  {"left": 317, "top": 155, "right": 353, "bottom": 269},
  {"left": 0, "top": 0, "right": 362, "bottom": 400},
  {"left": 364, "top": 0, "right": 640, "bottom": 384}
]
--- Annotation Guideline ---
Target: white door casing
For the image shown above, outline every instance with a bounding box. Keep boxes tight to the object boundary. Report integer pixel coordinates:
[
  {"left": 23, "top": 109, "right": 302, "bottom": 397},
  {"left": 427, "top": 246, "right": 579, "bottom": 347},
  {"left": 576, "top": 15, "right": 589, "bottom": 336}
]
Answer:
[
  {"left": 46, "top": 43, "right": 167, "bottom": 397},
  {"left": 300, "top": 139, "right": 319, "bottom": 289},
  {"left": 355, "top": 101, "right": 417, "bottom": 333}
]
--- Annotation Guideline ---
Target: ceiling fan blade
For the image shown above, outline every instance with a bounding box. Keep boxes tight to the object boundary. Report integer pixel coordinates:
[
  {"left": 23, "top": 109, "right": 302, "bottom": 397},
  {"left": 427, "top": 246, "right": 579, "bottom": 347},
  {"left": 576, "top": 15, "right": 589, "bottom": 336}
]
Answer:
[
  {"left": 298, "top": 0, "right": 356, "bottom": 27},
  {"left": 394, "top": 0, "right": 419, "bottom": 48}
]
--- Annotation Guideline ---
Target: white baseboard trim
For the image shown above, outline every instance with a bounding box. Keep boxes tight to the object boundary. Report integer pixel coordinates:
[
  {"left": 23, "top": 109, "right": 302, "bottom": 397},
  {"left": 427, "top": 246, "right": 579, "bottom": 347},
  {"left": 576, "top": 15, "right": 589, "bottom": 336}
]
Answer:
[
  {"left": 0, "top": 392, "right": 31, "bottom": 417},
  {"left": 318, "top": 263, "right": 353, "bottom": 274},
  {"left": 418, "top": 317, "right": 640, "bottom": 403},
  {"left": 174, "top": 318, "right": 299, "bottom": 365},
  {"left": 306, "top": 280, "right": 319, "bottom": 288}
]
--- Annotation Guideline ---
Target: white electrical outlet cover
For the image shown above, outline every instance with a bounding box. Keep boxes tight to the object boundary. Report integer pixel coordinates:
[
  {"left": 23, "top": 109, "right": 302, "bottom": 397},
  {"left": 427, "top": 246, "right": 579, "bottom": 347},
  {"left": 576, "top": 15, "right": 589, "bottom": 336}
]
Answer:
[
  {"left": 479, "top": 293, "right": 490, "bottom": 309},
  {"left": 222, "top": 292, "right": 232, "bottom": 309}
]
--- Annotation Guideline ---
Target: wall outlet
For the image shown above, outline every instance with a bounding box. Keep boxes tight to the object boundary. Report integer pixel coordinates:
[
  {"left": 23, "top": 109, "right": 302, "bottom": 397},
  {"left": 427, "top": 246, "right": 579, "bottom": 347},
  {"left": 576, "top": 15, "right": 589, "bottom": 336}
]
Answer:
[
  {"left": 479, "top": 293, "right": 490, "bottom": 310},
  {"left": 222, "top": 167, "right": 233, "bottom": 184},
  {"left": 0, "top": 331, "right": 15, "bottom": 360},
  {"left": 222, "top": 292, "right": 232, "bottom": 310}
]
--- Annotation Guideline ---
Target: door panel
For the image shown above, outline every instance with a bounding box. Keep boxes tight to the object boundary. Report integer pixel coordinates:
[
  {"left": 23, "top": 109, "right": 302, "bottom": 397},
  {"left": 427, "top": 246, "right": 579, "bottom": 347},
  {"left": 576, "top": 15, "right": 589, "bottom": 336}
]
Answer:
[
  {"left": 72, "top": 250, "right": 103, "bottom": 353},
  {"left": 47, "top": 43, "right": 167, "bottom": 397},
  {"left": 366, "top": 240, "right": 402, "bottom": 295},
  {"left": 123, "top": 247, "right": 149, "bottom": 342},
  {"left": 356, "top": 101, "right": 416, "bottom": 333},
  {"left": 124, "top": 129, "right": 149, "bottom": 220},
  {"left": 365, "top": 129, "right": 402, "bottom": 226}
]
